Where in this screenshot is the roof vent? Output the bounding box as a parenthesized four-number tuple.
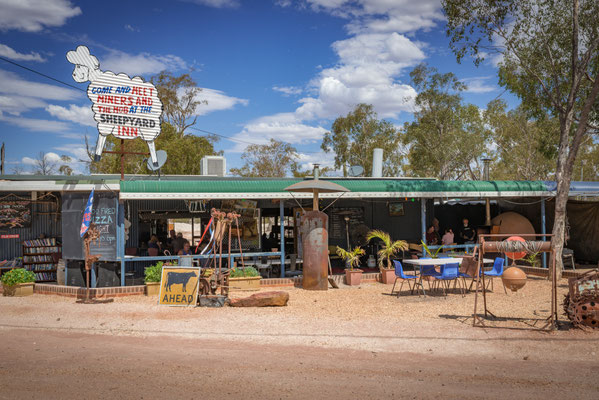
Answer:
(201, 156, 226, 177)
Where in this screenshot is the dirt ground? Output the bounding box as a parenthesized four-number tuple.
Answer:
(1, 277, 598, 399)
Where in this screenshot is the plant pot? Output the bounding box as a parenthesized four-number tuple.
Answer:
(229, 276, 261, 291)
(2, 282, 34, 297)
(380, 268, 396, 284)
(145, 281, 160, 296)
(345, 269, 363, 286)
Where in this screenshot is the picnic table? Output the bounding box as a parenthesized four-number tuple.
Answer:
(402, 257, 494, 296)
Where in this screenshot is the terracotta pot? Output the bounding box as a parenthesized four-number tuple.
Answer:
(145, 281, 160, 296)
(501, 266, 527, 292)
(229, 276, 261, 291)
(345, 269, 363, 286)
(2, 282, 34, 297)
(380, 268, 396, 284)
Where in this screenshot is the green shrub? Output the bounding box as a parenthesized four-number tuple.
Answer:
(229, 267, 260, 278)
(144, 262, 163, 283)
(1, 268, 35, 286)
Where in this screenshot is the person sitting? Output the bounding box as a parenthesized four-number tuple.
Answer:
(178, 240, 192, 256)
(425, 225, 439, 245)
(441, 228, 454, 246)
(148, 235, 162, 251)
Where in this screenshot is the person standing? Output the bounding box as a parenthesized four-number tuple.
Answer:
(459, 218, 476, 244)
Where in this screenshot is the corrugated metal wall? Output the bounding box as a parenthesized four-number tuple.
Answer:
(0, 193, 62, 260)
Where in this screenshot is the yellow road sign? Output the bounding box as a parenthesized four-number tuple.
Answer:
(158, 266, 200, 306)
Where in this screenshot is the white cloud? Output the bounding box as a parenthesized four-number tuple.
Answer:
(22, 152, 61, 166)
(0, 0, 81, 32)
(296, 150, 337, 171)
(0, 95, 46, 115)
(101, 50, 187, 76)
(182, 0, 240, 8)
(46, 104, 95, 126)
(54, 143, 89, 161)
(0, 43, 46, 62)
(194, 88, 248, 115)
(461, 77, 498, 94)
(228, 113, 327, 152)
(294, 32, 423, 120)
(0, 115, 72, 132)
(0, 69, 81, 101)
(124, 24, 139, 32)
(273, 86, 303, 96)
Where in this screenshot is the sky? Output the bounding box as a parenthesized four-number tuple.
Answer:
(0, 0, 514, 175)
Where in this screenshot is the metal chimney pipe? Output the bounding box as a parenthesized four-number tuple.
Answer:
(313, 163, 320, 180)
(372, 148, 383, 177)
(481, 158, 491, 180)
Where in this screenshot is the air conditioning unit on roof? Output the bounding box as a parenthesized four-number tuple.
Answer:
(201, 156, 226, 177)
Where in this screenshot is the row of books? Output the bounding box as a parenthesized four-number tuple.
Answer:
(25, 264, 55, 271)
(0, 258, 22, 269)
(23, 238, 57, 247)
(23, 255, 54, 263)
(24, 246, 60, 254)
(35, 272, 56, 281)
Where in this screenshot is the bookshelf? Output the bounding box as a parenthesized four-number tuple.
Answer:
(22, 238, 61, 282)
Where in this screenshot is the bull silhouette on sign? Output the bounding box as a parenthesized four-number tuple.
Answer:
(165, 272, 197, 292)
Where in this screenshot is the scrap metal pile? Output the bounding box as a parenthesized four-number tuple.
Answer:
(564, 269, 599, 329)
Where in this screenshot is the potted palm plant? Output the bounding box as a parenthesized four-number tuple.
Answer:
(2, 268, 35, 297)
(367, 230, 408, 284)
(337, 246, 365, 286)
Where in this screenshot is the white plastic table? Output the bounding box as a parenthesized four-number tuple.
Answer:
(402, 258, 494, 296)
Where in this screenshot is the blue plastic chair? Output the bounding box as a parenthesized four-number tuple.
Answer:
(483, 257, 506, 294)
(434, 263, 465, 296)
(391, 260, 422, 297)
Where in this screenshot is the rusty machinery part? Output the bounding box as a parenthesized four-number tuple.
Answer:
(83, 225, 101, 271)
(564, 294, 599, 329)
(563, 269, 599, 329)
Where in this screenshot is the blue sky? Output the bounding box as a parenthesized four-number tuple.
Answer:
(0, 0, 514, 175)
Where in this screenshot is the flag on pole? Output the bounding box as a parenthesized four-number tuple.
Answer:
(80, 189, 95, 237)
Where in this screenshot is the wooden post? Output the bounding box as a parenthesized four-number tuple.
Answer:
(313, 189, 319, 211)
(120, 139, 125, 180)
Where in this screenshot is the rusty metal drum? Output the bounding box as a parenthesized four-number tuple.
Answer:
(300, 210, 328, 291)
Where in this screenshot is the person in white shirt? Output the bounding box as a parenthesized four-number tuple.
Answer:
(441, 228, 455, 246)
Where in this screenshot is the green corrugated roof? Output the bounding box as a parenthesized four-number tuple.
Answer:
(120, 179, 549, 194)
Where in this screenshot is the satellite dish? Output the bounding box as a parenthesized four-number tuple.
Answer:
(348, 165, 364, 177)
(147, 150, 167, 171)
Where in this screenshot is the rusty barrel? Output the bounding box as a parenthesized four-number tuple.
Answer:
(300, 210, 328, 290)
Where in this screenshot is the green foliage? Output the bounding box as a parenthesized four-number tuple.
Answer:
(321, 104, 403, 177)
(485, 99, 559, 180)
(144, 262, 163, 283)
(87, 122, 220, 175)
(150, 71, 206, 135)
(1, 268, 35, 286)
(523, 252, 540, 267)
(336, 246, 365, 271)
(229, 267, 260, 278)
(403, 63, 489, 180)
(230, 139, 300, 177)
(366, 230, 408, 271)
(421, 241, 444, 259)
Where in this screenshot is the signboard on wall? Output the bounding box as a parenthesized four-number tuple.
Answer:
(62, 192, 118, 261)
(66, 45, 163, 166)
(0, 199, 31, 229)
(158, 267, 200, 307)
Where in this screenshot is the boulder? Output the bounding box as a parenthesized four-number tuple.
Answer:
(229, 291, 289, 307)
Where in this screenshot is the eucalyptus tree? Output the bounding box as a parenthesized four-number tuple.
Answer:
(403, 63, 489, 180)
(443, 0, 599, 277)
